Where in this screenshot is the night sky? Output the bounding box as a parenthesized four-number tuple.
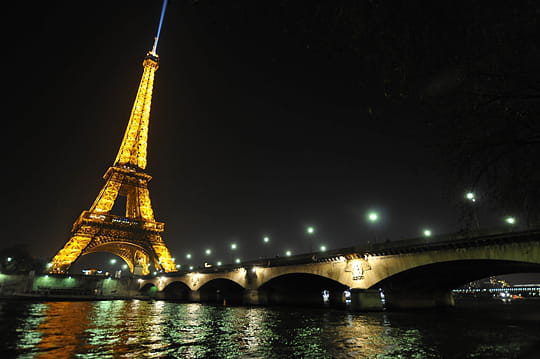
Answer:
(4, 1, 539, 280)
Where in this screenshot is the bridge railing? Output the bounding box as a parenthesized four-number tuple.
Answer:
(356, 226, 540, 256)
(152, 226, 540, 277)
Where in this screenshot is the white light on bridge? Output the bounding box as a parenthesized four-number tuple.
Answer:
(263, 236, 270, 243)
(176, 264, 181, 269)
(423, 229, 432, 237)
(235, 258, 241, 264)
(505, 217, 516, 225)
(186, 253, 192, 259)
(367, 212, 379, 222)
(110, 259, 117, 265)
(122, 264, 128, 270)
(230, 243, 237, 250)
(465, 192, 476, 202)
(217, 261, 222, 266)
(307, 226, 315, 234)
(205, 249, 212, 255)
(320, 245, 327, 251)
(285, 250, 292, 256)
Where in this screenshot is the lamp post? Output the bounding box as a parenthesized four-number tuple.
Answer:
(230, 243, 237, 264)
(307, 226, 315, 252)
(367, 211, 379, 242)
(204, 249, 212, 267)
(465, 191, 480, 229)
(505, 216, 516, 231)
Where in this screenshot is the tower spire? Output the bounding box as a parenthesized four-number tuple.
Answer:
(113, 0, 168, 170)
(151, 0, 168, 56)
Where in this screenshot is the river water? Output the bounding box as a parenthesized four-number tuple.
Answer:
(0, 298, 539, 359)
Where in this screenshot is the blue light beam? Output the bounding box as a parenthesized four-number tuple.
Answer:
(151, 0, 168, 55)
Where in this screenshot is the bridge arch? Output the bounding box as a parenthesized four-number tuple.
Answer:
(139, 282, 157, 297)
(193, 271, 247, 291)
(256, 263, 351, 289)
(163, 281, 191, 301)
(363, 256, 540, 310)
(259, 273, 348, 308)
(199, 278, 245, 305)
(371, 259, 540, 292)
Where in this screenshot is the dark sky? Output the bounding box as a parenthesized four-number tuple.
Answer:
(3, 1, 539, 280)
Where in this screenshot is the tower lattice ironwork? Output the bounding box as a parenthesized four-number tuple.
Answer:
(49, 12, 175, 275)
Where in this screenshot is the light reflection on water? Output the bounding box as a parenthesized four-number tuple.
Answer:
(0, 299, 538, 358)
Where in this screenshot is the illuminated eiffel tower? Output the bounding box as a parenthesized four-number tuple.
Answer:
(49, 1, 175, 275)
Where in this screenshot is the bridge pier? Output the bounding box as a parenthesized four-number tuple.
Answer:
(328, 290, 347, 308)
(243, 289, 268, 305)
(188, 290, 201, 302)
(349, 289, 384, 311)
(384, 290, 455, 310)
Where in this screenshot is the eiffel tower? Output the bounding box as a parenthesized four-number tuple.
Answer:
(49, 1, 175, 275)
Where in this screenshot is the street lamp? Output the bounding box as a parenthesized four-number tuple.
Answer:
(186, 253, 192, 259)
(263, 236, 270, 243)
(367, 211, 380, 242)
(320, 245, 327, 251)
(306, 226, 315, 252)
(423, 229, 432, 237)
(465, 192, 476, 202)
(285, 250, 292, 256)
(229, 243, 238, 263)
(235, 258, 241, 264)
(110, 259, 117, 265)
(367, 212, 379, 222)
(205, 249, 212, 256)
(465, 191, 480, 229)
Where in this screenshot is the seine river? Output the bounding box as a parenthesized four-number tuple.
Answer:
(1, 298, 539, 359)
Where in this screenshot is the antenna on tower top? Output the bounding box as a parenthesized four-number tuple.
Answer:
(151, 0, 169, 56)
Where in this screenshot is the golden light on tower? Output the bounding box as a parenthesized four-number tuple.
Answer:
(49, 0, 175, 275)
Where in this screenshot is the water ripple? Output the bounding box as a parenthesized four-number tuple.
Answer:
(0, 300, 538, 358)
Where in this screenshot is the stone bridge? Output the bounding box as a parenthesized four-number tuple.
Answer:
(139, 228, 540, 310)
